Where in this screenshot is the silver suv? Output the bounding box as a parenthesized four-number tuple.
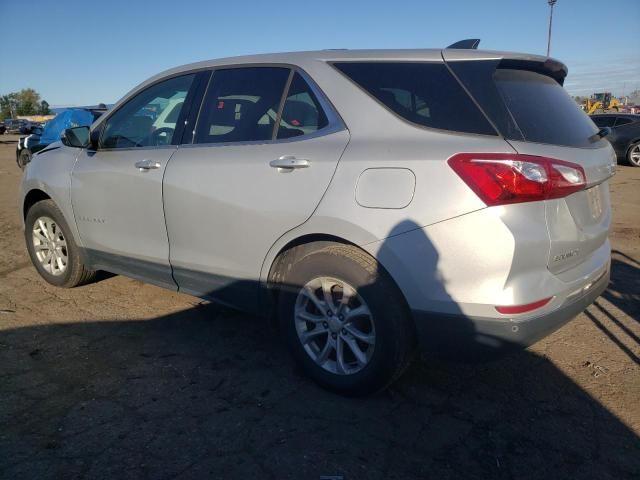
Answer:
(20, 47, 615, 394)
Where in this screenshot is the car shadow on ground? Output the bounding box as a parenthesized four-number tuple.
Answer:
(584, 249, 640, 366)
(2, 304, 639, 480)
(1, 224, 639, 479)
(604, 250, 640, 323)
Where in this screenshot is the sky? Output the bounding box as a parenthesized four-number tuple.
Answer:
(1, 0, 638, 106)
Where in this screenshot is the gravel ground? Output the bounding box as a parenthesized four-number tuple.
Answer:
(0, 134, 638, 479)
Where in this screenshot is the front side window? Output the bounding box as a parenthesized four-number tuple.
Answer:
(194, 67, 290, 144)
(101, 74, 195, 149)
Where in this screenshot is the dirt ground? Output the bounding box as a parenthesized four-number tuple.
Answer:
(0, 134, 638, 480)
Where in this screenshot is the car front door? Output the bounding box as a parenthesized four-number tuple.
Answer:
(71, 73, 199, 288)
(163, 67, 349, 311)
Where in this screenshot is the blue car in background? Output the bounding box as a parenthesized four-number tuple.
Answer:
(16, 106, 107, 169)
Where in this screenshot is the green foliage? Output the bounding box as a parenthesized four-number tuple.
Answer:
(39, 100, 51, 115)
(16, 88, 40, 115)
(0, 89, 49, 119)
(0, 93, 18, 120)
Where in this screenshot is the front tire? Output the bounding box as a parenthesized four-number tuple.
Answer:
(18, 149, 31, 169)
(627, 142, 640, 167)
(25, 200, 96, 288)
(275, 243, 416, 395)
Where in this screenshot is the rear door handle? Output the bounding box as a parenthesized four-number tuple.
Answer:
(270, 156, 310, 170)
(135, 159, 161, 171)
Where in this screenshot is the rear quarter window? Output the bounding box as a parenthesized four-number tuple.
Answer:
(333, 62, 496, 136)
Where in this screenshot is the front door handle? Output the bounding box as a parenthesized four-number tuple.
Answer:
(135, 160, 161, 171)
(270, 156, 310, 170)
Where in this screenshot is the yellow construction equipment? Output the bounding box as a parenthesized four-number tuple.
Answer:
(583, 92, 621, 114)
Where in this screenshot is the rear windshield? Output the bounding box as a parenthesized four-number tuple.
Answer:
(493, 69, 599, 148)
(333, 62, 496, 136)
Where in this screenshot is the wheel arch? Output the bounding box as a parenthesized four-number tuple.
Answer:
(624, 138, 640, 166)
(266, 233, 357, 285)
(626, 138, 640, 155)
(23, 189, 52, 219)
(264, 231, 413, 323)
(261, 218, 380, 287)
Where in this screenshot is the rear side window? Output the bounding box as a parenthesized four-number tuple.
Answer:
(333, 62, 496, 136)
(277, 72, 328, 139)
(194, 67, 290, 144)
(493, 69, 599, 148)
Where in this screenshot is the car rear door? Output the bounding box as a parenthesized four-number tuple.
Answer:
(444, 53, 616, 275)
(163, 66, 349, 311)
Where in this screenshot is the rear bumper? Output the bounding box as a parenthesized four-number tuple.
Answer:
(413, 264, 609, 351)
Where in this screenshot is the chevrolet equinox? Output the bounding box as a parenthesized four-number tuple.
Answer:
(20, 46, 615, 394)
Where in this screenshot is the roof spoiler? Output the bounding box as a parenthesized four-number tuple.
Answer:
(446, 39, 480, 49)
(498, 58, 568, 84)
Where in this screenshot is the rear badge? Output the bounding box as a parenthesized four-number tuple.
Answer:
(553, 249, 580, 262)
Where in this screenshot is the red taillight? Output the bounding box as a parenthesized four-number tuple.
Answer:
(448, 153, 586, 206)
(495, 297, 553, 315)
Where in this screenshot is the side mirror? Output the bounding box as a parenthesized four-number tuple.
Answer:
(61, 126, 90, 148)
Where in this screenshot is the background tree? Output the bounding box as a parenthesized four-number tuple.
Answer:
(38, 100, 50, 115)
(15, 88, 41, 115)
(0, 93, 19, 120)
(0, 89, 50, 119)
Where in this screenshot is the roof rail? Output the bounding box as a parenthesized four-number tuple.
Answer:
(446, 39, 480, 49)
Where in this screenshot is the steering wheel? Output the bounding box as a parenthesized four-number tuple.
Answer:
(149, 127, 175, 146)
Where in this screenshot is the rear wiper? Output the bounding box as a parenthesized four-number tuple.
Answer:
(589, 127, 610, 143)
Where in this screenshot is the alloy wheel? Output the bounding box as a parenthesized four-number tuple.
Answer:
(630, 145, 640, 167)
(294, 277, 375, 375)
(32, 216, 68, 276)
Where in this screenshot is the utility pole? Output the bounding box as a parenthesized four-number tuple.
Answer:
(547, 0, 558, 57)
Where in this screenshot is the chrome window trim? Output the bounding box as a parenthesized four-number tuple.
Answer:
(328, 60, 501, 139)
(188, 63, 346, 147)
(92, 68, 212, 131)
(95, 72, 199, 151)
(92, 144, 178, 153)
(178, 124, 345, 150)
(92, 62, 347, 152)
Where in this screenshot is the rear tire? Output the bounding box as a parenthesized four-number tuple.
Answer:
(627, 142, 640, 167)
(25, 199, 96, 288)
(275, 243, 416, 395)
